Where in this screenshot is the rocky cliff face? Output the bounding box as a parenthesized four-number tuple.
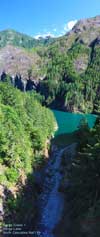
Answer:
(0, 16, 100, 83)
(0, 30, 55, 91)
(0, 16, 100, 112)
(69, 15, 100, 45)
(73, 15, 100, 32)
(0, 45, 40, 78)
(0, 45, 43, 91)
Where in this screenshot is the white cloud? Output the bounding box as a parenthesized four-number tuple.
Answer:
(33, 20, 78, 39)
(33, 32, 55, 39)
(34, 34, 42, 39)
(64, 20, 77, 31)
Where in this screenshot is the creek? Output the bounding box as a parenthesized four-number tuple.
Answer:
(36, 144, 77, 237)
(36, 110, 97, 236)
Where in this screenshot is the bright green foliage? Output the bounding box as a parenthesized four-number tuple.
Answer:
(0, 81, 56, 185)
(5, 168, 19, 183)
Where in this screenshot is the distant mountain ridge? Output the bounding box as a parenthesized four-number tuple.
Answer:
(1, 15, 100, 49)
(0, 29, 55, 48)
(0, 15, 100, 113)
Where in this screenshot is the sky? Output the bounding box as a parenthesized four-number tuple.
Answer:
(0, 0, 100, 38)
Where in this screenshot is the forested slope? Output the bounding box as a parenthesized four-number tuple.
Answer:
(0, 80, 56, 229)
(0, 16, 100, 114)
(58, 117, 100, 236)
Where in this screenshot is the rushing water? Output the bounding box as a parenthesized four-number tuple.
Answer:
(36, 111, 97, 236)
(36, 144, 77, 237)
(37, 149, 64, 237)
(52, 110, 97, 135)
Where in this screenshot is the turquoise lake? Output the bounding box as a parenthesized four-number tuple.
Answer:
(52, 110, 97, 135)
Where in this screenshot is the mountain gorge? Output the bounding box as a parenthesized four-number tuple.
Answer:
(0, 15, 100, 237)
